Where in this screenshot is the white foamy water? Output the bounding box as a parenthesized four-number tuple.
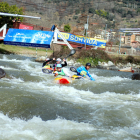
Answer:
(0, 54, 140, 140)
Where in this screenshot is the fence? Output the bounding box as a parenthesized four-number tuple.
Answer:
(105, 45, 140, 56)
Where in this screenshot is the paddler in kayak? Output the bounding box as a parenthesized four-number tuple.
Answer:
(53, 58, 67, 71)
(42, 58, 55, 73)
(77, 63, 95, 81)
(42, 58, 55, 69)
(54, 64, 71, 78)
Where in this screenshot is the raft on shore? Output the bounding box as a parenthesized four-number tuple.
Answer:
(118, 67, 134, 73)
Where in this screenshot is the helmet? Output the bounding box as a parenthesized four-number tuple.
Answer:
(56, 58, 61, 61)
(86, 63, 91, 67)
(56, 64, 62, 68)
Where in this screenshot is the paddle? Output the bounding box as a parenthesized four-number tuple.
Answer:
(70, 66, 77, 73)
(65, 49, 76, 59)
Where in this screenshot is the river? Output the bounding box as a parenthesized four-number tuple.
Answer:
(0, 54, 140, 140)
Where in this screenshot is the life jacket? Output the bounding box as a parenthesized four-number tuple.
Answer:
(57, 69, 65, 76)
(53, 63, 57, 71)
(80, 71, 87, 76)
(43, 64, 51, 69)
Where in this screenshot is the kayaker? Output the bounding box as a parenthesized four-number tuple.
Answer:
(42, 58, 55, 69)
(53, 58, 67, 71)
(54, 64, 71, 78)
(77, 63, 95, 81)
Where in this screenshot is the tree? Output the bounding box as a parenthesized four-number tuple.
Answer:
(89, 8, 95, 14)
(75, 9, 80, 15)
(73, 15, 78, 20)
(0, 2, 24, 28)
(64, 24, 71, 32)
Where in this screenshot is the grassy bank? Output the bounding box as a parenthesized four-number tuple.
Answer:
(0, 44, 53, 57)
(1, 44, 140, 66)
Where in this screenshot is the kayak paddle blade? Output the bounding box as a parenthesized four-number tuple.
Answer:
(70, 67, 77, 73)
(65, 49, 76, 59)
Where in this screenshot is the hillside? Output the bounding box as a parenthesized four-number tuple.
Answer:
(1, 0, 140, 36)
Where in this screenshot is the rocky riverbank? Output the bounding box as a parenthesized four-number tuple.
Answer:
(36, 56, 140, 73)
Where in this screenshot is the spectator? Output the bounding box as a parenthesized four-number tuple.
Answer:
(17, 18, 21, 29)
(51, 24, 57, 31)
(12, 18, 17, 28)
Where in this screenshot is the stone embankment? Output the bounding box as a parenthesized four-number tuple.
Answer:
(36, 56, 140, 73)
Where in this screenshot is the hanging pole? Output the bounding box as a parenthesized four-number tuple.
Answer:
(46, 48, 48, 58)
(36, 47, 38, 57)
(52, 44, 54, 58)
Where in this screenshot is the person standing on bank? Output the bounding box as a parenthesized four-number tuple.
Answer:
(51, 24, 57, 31)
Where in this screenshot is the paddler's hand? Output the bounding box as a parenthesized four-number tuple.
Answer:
(63, 59, 66, 61)
(54, 73, 58, 77)
(53, 58, 55, 60)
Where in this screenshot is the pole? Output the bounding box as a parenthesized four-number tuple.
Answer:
(119, 34, 122, 54)
(104, 24, 107, 40)
(85, 15, 89, 49)
(36, 47, 38, 57)
(46, 49, 48, 58)
(0, 12, 41, 19)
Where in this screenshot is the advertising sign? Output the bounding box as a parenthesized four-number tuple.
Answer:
(4, 29, 54, 48)
(58, 32, 106, 48)
(19, 24, 33, 30)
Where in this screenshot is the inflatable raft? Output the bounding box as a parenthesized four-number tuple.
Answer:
(118, 67, 134, 73)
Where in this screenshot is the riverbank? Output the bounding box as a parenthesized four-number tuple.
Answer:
(0, 44, 53, 57)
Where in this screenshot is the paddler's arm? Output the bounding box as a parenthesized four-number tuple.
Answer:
(63, 68, 71, 78)
(42, 59, 53, 67)
(62, 59, 67, 67)
(54, 71, 58, 77)
(87, 71, 95, 81)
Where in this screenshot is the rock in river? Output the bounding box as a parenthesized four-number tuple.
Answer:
(0, 68, 6, 79)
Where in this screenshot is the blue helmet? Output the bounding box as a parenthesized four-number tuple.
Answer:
(56, 64, 62, 68)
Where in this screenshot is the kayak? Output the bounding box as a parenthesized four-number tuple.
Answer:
(42, 68, 53, 74)
(54, 77, 71, 84)
(54, 75, 83, 84)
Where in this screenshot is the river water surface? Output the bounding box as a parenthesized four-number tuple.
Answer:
(0, 54, 140, 140)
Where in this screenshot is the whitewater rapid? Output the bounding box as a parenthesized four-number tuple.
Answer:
(0, 54, 140, 140)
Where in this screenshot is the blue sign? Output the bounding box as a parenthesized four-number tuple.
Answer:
(58, 32, 107, 48)
(4, 29, 54, 48)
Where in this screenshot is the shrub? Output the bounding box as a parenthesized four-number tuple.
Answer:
(64, 24, 71, 32)
(125, 56, 135, 63)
